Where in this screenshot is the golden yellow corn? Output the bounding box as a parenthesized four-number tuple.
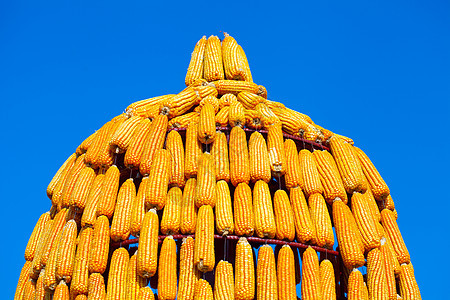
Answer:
(30, 219, 53, 279)
(273, 190, 295, 241)
(193, 85, 219, 103)
(97, 164, 120, 218)
(184, 121, 203, 179)
(109, 115, 143, 153)
(377, 224, 401, 275)
(60, 154, 86, 209)
(256, 245, 278, 300)
(229, 126, 250, 186)
(168, 111, 200, 129)
(55, 219, 77, 283)
(299, 149, 324, 198)
(69, 166, 97, 210)
(180, 178, 197, 234)
(320, 259, 336, 300)
(145, 149, 172, 210)
(14, 261, 32, 300)
(87, 273, 106, 300)
(43, 229, 62, 290)
(267, 123, 285, 175)
(178, 237, 199, 300)
(384, 194, 396, 211)
(211, 131, 230, 182)
(194, 93, 221, 113)
(194, 205, 215, 272)
(84, 121, 111, 168)
(351, 192, 381, 251)
(308, 193, 334, 248)
(39, 208, 68, 271)
(215, 106, 230, 127)
(74, 295, 88, 300)
(215, 260, 235, 300)
(381, 209, 410, 264)
(249, 131, 271, 183)
(284, 139, 302, 189)
(271, 107, 319, 141)
(219, 93, 238, 108)
(139, 287, 155, 300)
(158, 236, 178, 300)
(34, 269, 47, 300)
(301, 246, 322, 300)
(111, 178, 136, 242)
(165, 130, 186, 188)
(130, 177, 148, 237)
(25, 212, 51, 262)
(76, 132, 97, 156)
(228, 99, 246, 127)
(290, 187, 315, 243)
(50, 155, 78, 208)
(124, 118, 152, 169)
(160, 89, 197, 118)
(161, 187, 182, 235)
(367, 247, 389, 300)
(106, 247, 129, 300)
(276, 244, 296, 300)
(332, 199, 365, 269)
(197, 103, 216, 144)
(255, 103, 279, 128)
(235, 237, 255, 300)
(203, 35, 224, 81)
(380, 238, 397, 300)
(81, 173, 105, 228)
(195, 153, 216, 207)
(126, 252, 148, 300)
(253, 180, 276, 238)
(215, 180, 234, 236)
(237, 44, 253, 82)
(47, 153, 77, 200)
(234, 182, 254, 236)
(359, 175, 381, 222)
(98, 115, 127, 168)
(194, 279, 214, 300)
(139, 114, 168, 176)
(237, 92, 266, 109)
(88, 216, 110, 274)
(399, 263, 421, 300)
(347, 269, 369, 300)
(185, 36, 207, 86)
(244, 109, 263, 130)
(126, 94, 175, 119)
(222, 33, 251, 81)
(137, 209, 159, 278)
(71, 227, 93, 296)
(53, 280, 69, 299)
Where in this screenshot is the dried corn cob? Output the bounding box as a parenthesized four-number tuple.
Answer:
(60, 154, 86, 209)
(271, 107, 319, 141)
(308, 193, 334, 248)
(168, 111, 199, 129)
(362, 180, 381, 222)
(195, 153, 216, 207)
(139, 114, 168, 176)
(84, 121, 112, 168)
(111, 178, 135, 242)
(332, 199, 365, 269)
(253, 180, 277, 239)
(184, 121, 203, 178)
(237, 92, 266, 109)
(127, 95, 175, 119)
(126, 252, 148, 300)
(351, 192, 381, 251)
(71, 227, 93, 296)
(235, 237, 255, 300)
(39, 208, 68, 271)
(301, 246, 322, 300)
(178, 237, 199, 300)
(380, 238, 397, 300)
(81, 173, 105, 228)
(158, 236, 178, 300)
(14, 261, 32, 300)
(69, 166, 96, 210)
(367, 247, 389, 300)
(320, 259, 336, 300)
(238, 44, 253, 82)
(347, 269, 369, 300)
(55, 219, 77, 283)
(53, 280, 69, 299)
(110, 115, 143, 153)
(214, 260, 235, 300)
(30, 219, 53, 279)
(88, 216, 110, 274)
(211, 79, 260, 95)
(274, 190, 295, 241)
(97, 165, 120, 219)
(244, 109, 263, 130)
(77, 132, 97, 156)
(180, 178, 197, 234)
(284, 139, 302, 189)
(160, 89, 197, 118)
(256, 245, 278, 300)
(198, 103, 216, 144)
(145, 149, 172, 210)
(222, 33, 248, 81)
(381, 209, 410, 264)
(87, 273, 106, 300)
(234, 182, 254, 236)
(299, 149, 324, 197)
(34, 269, 47, 300)
(193, 85, 219, 103)
(74, 295, 88, 300)
(139, 287, 155, 300)
(229, 126, 250, 186)
(384, 194, 396, 211)
(165, 130, 185, 188)
(267, 123, 285, 175)
(219, 93, 237, 108)
(51, 154, 78, 208)
(22, 278, 36, 300)
(130, 177, 148, 237)
(194, 205, 215, 272)
(43, 229, 62, 290)
(161, 187, 182, 235)
(290, 187, 315, 243)
(399, 263, 421, 300)
(124, 118, 152, 168)
(137, 209, 159, 278)
(194, 279, 214, 300)
(203, 35, 224, 81)
(106, 247, 129, 300)
(215, 180, 234, 235)
(255, 102, 280, 127)
(215, 106, 230, 127)
(185, 36, 207, 86)
(97, 115, 126, 168)
(329, 136, 367, 194)
(249, 131, 271, 183)
(228, 99, 246, 127)
(377, 224, 402, 275)
(47, 153, 77, 200)
(277, 244, 296, 300)
(25, 212, 51, 262)
(211, 131, 230, 182)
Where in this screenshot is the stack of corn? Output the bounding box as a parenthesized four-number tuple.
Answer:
(15, 33, 421, 300)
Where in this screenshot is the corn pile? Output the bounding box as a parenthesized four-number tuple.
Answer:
(15, 33, 421, 300)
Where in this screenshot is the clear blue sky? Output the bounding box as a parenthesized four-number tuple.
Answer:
(2, 1, 448, 298)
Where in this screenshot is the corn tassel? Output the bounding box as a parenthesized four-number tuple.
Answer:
(178, 237, 199, 300)
(161, 187, 182, 235)
(234, 182, 254, 236)
(211, 131, 230, 182)
(235, 237, 255, 300)
(71, 227, 93, 296)
(367, 247, 389, 300)
(195, 153, 216, 207)
(253, 180, 277, 239)
(47, 153, 77, 200)
(301, 246, 322, 300)
(320, 259, 336, 300)
(267, 123, 285, 175)
(274, 190, 295, 241)
(184, 121, 203, 178)
(88, 216, 110, 274)
(214, 260, 235, 300)
(194, 279, 214, 300)
(25, 212, 51, 262)
(106, 247, 129, 300)
(290, 187, 315, 243)
(55, 219, 77, 283)
(228, 99, 246, 127)
(381, 209, 410, 264)
(351, 192, 381, 251)
(194, 205, 215, 272)
(256, 245, 278, 300)
(69, 166, 97, 210)
(145, 149, 172, 210)
(180, 178, 197, 234)
(347, 269, 369, 300)
(124, 118, 152, 168)
(165, 130, 186, 188)
(215, 180, 234, 235)
(97, 165, 120, 219)
(111, 178, 136, 242)
(229, 126, 250, 186)
(137, 209, 159, 278)
(81, 173, 105, 228)
(185, 36, 207, 86)
(139, 114, 168, 176)
(308, 193, 334, 248)
(130, 177, 148, 237)
(277, 244, 297, 300)
(249, 131, 271, 183)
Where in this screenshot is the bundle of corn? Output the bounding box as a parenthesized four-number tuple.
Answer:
(16, 33, 421, 300)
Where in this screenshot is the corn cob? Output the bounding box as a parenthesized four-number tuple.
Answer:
(126, 95, 175, 119)
(14, 261, 32, 300)
(314, 125, 334, 143)
(185, 36, 207, 86)
(351, 192, 381, 251)
(97, 165, 120, 218)
(74, 295, 88, 300)
(215, 106, 230, 127)
(195, 95, 220, 114)
(329, 136, 367, 194)
(97, 115, 127, 168)
(290, 187, 315, 243)
(111, 178, 135, 241)
(380, 238, 397, 300)
(84, 121, 112, 168)
(308, 193, 334, 248)
(273, 190, 295, 241)
(158, 236, 178, 300)
(377, 224, 402, 275)
(255, 102, 279, 128)
(126, 252, 148, 300)
(270, 106, 318, 137)
(165, 130, 185, 188)
(284, 139, 302, 189)
(178, 237, 199, 300)
(193, 85, 219, 103)
(235, 237, 255, 300)
(43, 229, 62, 290)
(244, 109, 263, 130)
(215, 180, 234, 235)
(361, 176, 381, 222)
(145, 149, 172, 210)
(180, 178, 197, 234)
(194, 279, 214, 300)
(267, 123, 285, 175)
(203, 35, 225, 81)
(381, 209, 410, 264)
(367, 247, 389, 300)
(228, 99, 246, 127)
(219, 93, 238, 108)
(249, 131, 271, 183)
(137, 209, 159, 278)
(197, 103, 216, 144)
(39, 208, 68, 271)
(124, 118, 152, 168)
(312, 149, 348, 204)
(53, 280, 69, 299)
(81, 173, 105, 228)
(34, 269, 46, 300)
(195, 153, 216, 207)
(87, 273, 106, 300)
(237, 92, 266, 109)
(332, 199, 365, 269)
(55, 219, 77, 283)
(211, 131, 230, 182)
(109, 115, 143, 153)
(50, 154, 78, 208)
(299, 149, 324, 197)
(320, 259, 336, 300)
(106, 247, 129, 300)
(88, 216, 110, 274)
(77, 132, 97, 156)
(253, 180, 277, 238)
(265, 99, 286, 110)
(184, 121, 203, 178)
(161, 187, 182, 235)
(25, 212, 51, 262)
(229, 126, 250, 186)
(71, 227, 93, 296)
(130, 177, 148, 237)
(214, 260, 235, 300)
(384, 194, 396, 211)
(222, 33, 251, 81)
(168, 111, 199, 129)
(234, 182, 254, 236)
(347, 269, 369, 300)
(277, 244, 296, 300)
(256, 245, 278, 300)
(23, 278, 37, 300)
(399, 263, 421, 300)
(139, 287, 155, 300)
(353, 146, 390, 201)
(194, 205, 215, 272)
(30, 219, 53, 279)
(301, 246, 322, 300)
(47, 153, 77, 200)
(69, 166, 97, 210)
(238, 44, 253, 80)
(139, 114, 168, 176)
(160, 89, 197, 118)
(60, 154, 86, 209)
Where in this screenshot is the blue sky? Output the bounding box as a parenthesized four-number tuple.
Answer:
(1, 0, 449, 298)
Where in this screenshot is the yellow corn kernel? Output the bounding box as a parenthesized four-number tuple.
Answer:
(145, 149, 172, 210)
(81, 173, 105, 228)
(71, 227, 93, 295)
(290, 187, 315, 243)
(139, 287, 155, 300)
(274, 190, 295, 241)
(215, 180, 234, 236)
(377, 224, 401, 275)
(69, 166, 97, 210)
(178, 237, 199, 300)
(137, 209, 159, 278)
(301, 246, 322, 300)
(194, 205, 215, 272)
(97, 165, 120, 219)
(184, 121, 203, 179)
(253, 180, 276, 239)
(25, 212, 51, 262)
(219, 93, 238, 108)
(215, 260, 235, 300)
(249, 131, 271, 183)
(47, 153, 77, 200)
(110, 115, 143, 153)
(165, 130, 186, 188)
(299, 149, 323, 198)
(55, 220, 77, 283)
(126, 94, 175, 119)
(234, 183, 254, 236)
(210, 79, 259, 96)
(185, 36, 207, 86)
(381, 209, 410, 265)
(366, 247, 389, 300)
(139, 114, 168, 176)
(229, 126, 250, 186)
(158, 236, 178, 300)
(267, 123, 285, 175)
(308, 193, 334, 248)
(255, 103, 280, 128)
(124, 118, 152, 169)
(195, 153, 216, 207)
(347, 269, 369, 300)
(106, 247, 129, 300)
(351, 192, 381, 251)
(87, 273, 106, 300)
(244, 109, 263, 130)
(161, 187, 182, 235)
(39, 208, 68, 271)
(256, 245, 278, 300)
(60, 154, 86, 209)
(399, 263, 421, 300)
(211, 131, 230, 182)
(88, 216, 110, 274)
(159, 89, 197, 118)
(194, 94, 220, 113)
(237, 92, 266, 109)
(222, 33, 251, 81)
(284, 139, 302, 189)
(194, 279, 214, 300)
(14, 261, 32, 300)
(277, 244, 297, 300)
(197, 103, 216, 144)
(180, 178, 198, 234)
(76, 132, 97, 156)
(228, 99, 246, 127)
(235, 237, 255, 300)
(111, 178, 136, 242)
(215, 106, 230, 127)
(130, 177, 148, 237)
(204, 35, 224, 81)
(320, 259, 336, 300)
(193, 85, 219, 104)
(126, 252, 148, 300)
(168, 111, 199, 129)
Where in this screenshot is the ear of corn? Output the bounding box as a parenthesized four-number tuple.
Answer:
(69, 166, 97, 210)
(40, 208, 68, 271)
(87, 273, 106, 300)
(249, 131, 271, 183)
(126, 252, 148, 300)
(88, 216, 110, 274)
(194, 279, 214, 300)
(244, 109, 263, 130)
(366, 247, 389, 300)
(43, 228, 63, 290)
(130, 177, 148, 237)
(185, 36, 207, 86)
(347, 269, 369, 300)
(255, 103, 280, 127)
(34, 269, 46, 300)
(399, 263, 421, 300)
(301, 246, 322, 300)
(215, 180, 234, 236)
(194, 205, 215, 272)
(274, 190, 295, 241)
(351, 192, 381, 251)
(106, 247, 129, 300)
(380, 238, 397, 300)
(211, 131, 230, 182)
(124, 118, 152, 168)
(145, 149, 172, 210)
(277, 244, 297, 300)
(139, 114, 169, 176)
(168, 111, 200, 129)
(237, 92, 266, 109)
(214, 260, 235, 300)
(229, 126, 250, 186)
(139, 286, 155, 300)
(290, 187, 316, 243)
(381, 209, 410, 265)
(55, 220, 78, 283)
(97, 115, 126, 168)
(228, 99, 246, 127)
(97, 165, 120, 219)
(158, 236, 178, 300)
(159, 89, 197, 118)
(50, 154, 78, 208)
(222, 33, 251, 81)
(299, 149, 324, 198)
(215, 106, 230, 127)
(81, 173, 105, 228)
(47, 153, 77, 200)
(198, 103, 216, 144)
(253, 180, 277, 239)
(77, 132, 97, 156)
(377, 224, 402, 275)
(161, 187, 182, 235)
(111, 178, 136, 242)
(180, 178, 198, 234)
(61, 154, 86, 209)
(137, 209, 159, 278)
(267, 123, 285, 175)
(53, 280, 69, 299)
(109, 115, 143, 153)
(25, 212, 51, 262)
(284, 139, 302, 189)
(14, 261, 32, 300)
(320, 259, 336, 300)
(84, 121, 112, 168)
(166, 130, 186, 188)
(185, 121, 203, 179)
(193, 85, 219, 103)
(195, 153, 216, 207)
(203, 35, 224, 81)
(308, 193, 334, 248)
(30, 219, 53, 279)
(126, 94, 174, 119)
(234, 182, 255, 236)
(235, 237, 255, 300)
(256, 245, 278, 300)
(71, 227, 93, 296)
(271, 107, 319, 141)
(178, 237, 200, 300)
(361, 176, 382, 222)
